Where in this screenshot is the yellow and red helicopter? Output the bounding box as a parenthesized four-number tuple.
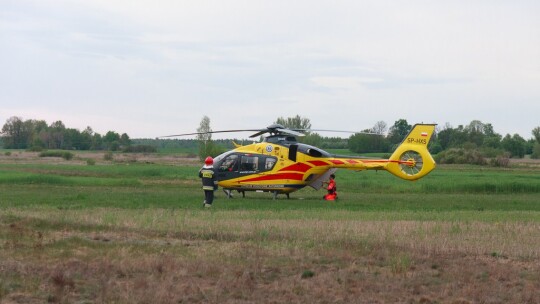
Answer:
(167, 123, 436, 199)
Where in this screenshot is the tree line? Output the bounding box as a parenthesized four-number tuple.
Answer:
(194, 115, 540, 163)
(348, 119, 538, 155)
(1, 116, 131, 151)
(2, 115, 540, 163)
(271, 116, 540, 162)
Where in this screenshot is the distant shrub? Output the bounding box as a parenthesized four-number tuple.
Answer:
(4, 151, 11, 156)
(86, 159, 96, 166)
(103, 152, 114, 161)
(62, 152, 74, 160)
(122, 145, 157, 153)
(435, 148, 486, 165)
(39, 151, 62, 158)
(198, 142, 225, 162)
(38, 151, 74, 160)
(480, 147, 506, 158)
(27, 146, 44, 152)
(489, 153, 510, 167)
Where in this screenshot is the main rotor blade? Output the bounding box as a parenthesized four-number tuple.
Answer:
(276, 128, 305, 137)
(160, 127, 379, 138)
(249, 130, 269, 138)
(160, 129, 263, 138)
(248, 128, 306, 138)
(296, 129, 382, 135)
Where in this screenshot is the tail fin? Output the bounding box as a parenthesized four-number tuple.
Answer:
(385, 124, 436, 181)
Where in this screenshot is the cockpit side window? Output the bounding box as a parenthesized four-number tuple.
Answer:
(218, 154, 239, 172)
(264, 157, 277, 170)
(306, 148, 323, 157)
(297, 144, 331, 158)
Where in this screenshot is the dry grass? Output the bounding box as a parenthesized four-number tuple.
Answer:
(2, 152, 539, 303)
(0, 151, 200, 166)
(1, 208, 539, 303)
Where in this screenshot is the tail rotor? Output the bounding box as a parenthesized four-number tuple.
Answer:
(398, 150, 424, 176)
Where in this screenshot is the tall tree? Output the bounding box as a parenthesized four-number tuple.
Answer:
(197, 115, 216, 160)
(531, 126, 540, 159)
(275, 115, 312, 131)
(349, 121, 390, 153)
(31, 120, 48, 148)
(465, 120, 485, 147)
(1, 116, 31, 149)
(120, 133, 131, 146)
(482, 123, 502, 148)
(49, 120, 66, 149)
(501, 134, 527, 158)
(79, 127, 93, 150)
(372, 121, 388, 135)
(275, 115, 316, 144)
(104, 131, 121, 151)
(532, 126, 540, 144)
(349, 131, 386, 153)
(387, 119, 411, 146)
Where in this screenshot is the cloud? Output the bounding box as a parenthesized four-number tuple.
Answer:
(311, 76, 385, 89)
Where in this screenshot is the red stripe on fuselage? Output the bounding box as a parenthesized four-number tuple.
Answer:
(278, 162, 312, 173)
(308, 160, 329, 167)
(329, 159, 345, 165)
(240, 173, 304, 183)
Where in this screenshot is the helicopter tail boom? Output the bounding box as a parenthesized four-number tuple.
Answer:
(383, 124, 436, 181)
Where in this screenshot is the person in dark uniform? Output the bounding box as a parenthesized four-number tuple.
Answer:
(199, 156, 217, 207)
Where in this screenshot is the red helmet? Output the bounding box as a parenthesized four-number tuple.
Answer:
(204, 156, 214, 165)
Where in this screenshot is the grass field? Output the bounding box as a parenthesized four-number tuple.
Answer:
(1, 151, 539, 303)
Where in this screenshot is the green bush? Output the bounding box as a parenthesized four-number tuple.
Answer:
(489, 153, 510, 167)
(103, 152, 114, 161)
(27, 146, 44, 152)
(435, 148, 486, 165)
(198, 141, 226, 161)
(122, 145, 157, 153)
(38, 151, 74, 161)
(480, 147, 506, 158)
(62, 152, 74, 160)
(301, 270, 315, 279)
(39, 151, 62, 158)
(4, 151, 11, 156)
(86, 159, 96, 166)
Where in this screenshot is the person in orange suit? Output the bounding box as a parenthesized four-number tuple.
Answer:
(323, 174, 337, 201)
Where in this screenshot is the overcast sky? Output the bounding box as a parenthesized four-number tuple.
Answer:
(1, 0, 539, 139)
